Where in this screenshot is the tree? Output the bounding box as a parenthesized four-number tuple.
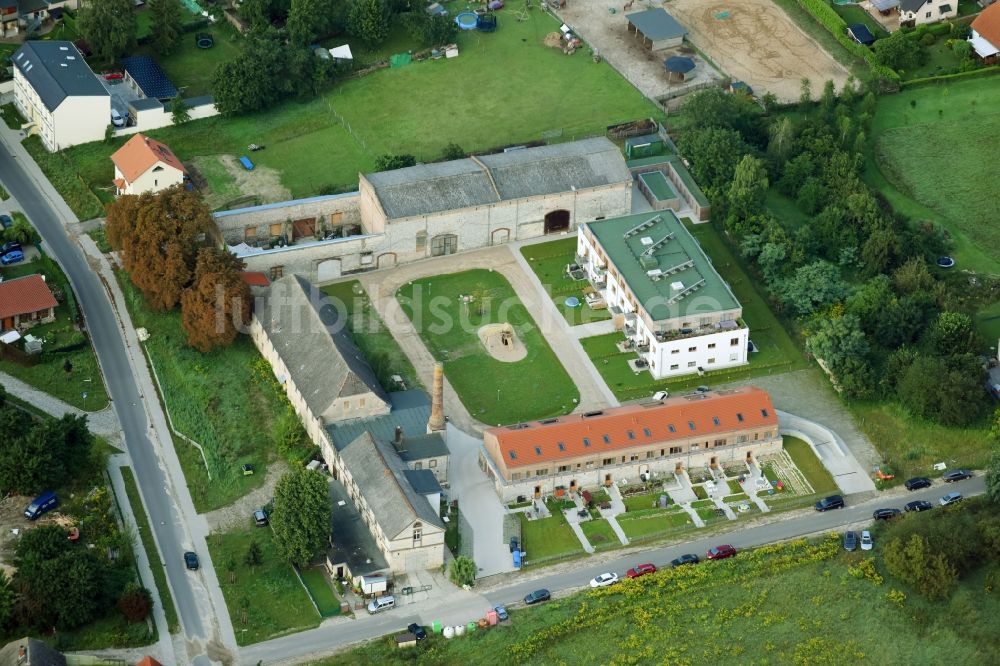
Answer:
(726, 155, 768, 226)
(778, 261, 847, 316)
(287, 0, 338, 45)
(213, 32, 318, 115)
(986, 445, 1000, 505)
(676, 127, 749, 195)
(5, 215, 34, 246)
(117, 583, 153, 622)
(171, 95, 191, 125)
(883, 534, 957, 600)
(448, 555, 477, 587)
(681, 87, 766, 147)
(441, 142, 465, 160)
(405, 10, 457, 47)
(807, 314, 869, 370)
(898, 354, 987, 426)
(373, 154, 417, 171)
(757, 241, 789, 285)
(0, 412, 92, 495)
(77, 0, 137, 63)
(180, 247, 251, 352)
(245, 539, 263, 571)
(149, 0, 184, 55)
(925, 311, 978, 357)
(271, 469, 331, 566)
(105, 187, 214, 311)
(874, 30, 924, 71)
(348, 0, 391, 45)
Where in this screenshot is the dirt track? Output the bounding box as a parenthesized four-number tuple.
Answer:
(667, 0, 850, 101)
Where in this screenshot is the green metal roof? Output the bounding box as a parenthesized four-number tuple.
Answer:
(584, 211, 740, 321)
(625, 155, 709, 208)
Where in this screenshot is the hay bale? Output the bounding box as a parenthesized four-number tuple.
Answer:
(543, 32, 563, 48)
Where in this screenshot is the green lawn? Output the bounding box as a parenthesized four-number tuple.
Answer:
(321, 280, 419, 391)
(519, 239, 613, 326)
(118, 274, 299, 512)
(517, 510, 581, 563)
(783, 436, 838, 495)
(46, 9, 659, 218)
(902, 38, 973, 81)
(396, 269, 578, 425)
(869, 76, 1000, 273)
(299, 567, 341, 617)
(1, 102, 23, 130)
(579, 519, 620, 550)
(121, 467, 180, 633)
(136, 23, 244, 97)
(23, 135, 107, 221)
(617, 508, 692, 541)
(977, 300, 1000, 344)
(207, 525, 321, 645)
(830, 2, 888, 38)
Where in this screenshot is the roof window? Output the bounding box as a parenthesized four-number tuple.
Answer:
(509, 451, 517, 460)
(668, 424, 676, 433)
(602, 435, 610, 443)
(688, 421, 696, 431)
(583, 437, 591, 447)
(643, 428, 652, 437)
(557, 442, 565, 451)
(737, 413, 744, 422)
(712, 417, 720, 426)
(761, 408, 769, 418)
(534, 446, 542, 456)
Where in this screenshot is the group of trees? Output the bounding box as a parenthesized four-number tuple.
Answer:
(677, 83, 989, 426)
(105, 187, 251, 352)
(78, 0, 185, 63)
(271, 468, 331, 566)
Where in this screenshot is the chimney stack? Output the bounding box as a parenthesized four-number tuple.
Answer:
(393, 425, 404, 452)
(427, 362, 446, 432)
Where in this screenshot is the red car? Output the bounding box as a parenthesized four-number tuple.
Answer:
(706, 544, 737, 560)
(626, 563, 657, 578)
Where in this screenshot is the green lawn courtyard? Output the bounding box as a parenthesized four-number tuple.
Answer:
(519, 238, 613, 326)
(517, 507, 580, 564)
(396, 269, 579, 425)
(782, 436, 838, 495)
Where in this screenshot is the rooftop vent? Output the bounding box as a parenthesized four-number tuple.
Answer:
(539, 418, 559, 425)
(647, 268, 664, 280)
(642, 233, 674, 256)
(623, 215, 660, 239)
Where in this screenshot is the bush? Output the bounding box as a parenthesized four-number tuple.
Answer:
(919, 32, 936, 46)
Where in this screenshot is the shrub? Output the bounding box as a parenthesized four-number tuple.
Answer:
(117, 583, 153, 622)
(919, 32, 936, 46)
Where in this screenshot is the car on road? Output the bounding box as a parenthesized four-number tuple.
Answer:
(652, 390, 668, 401)
(524, 589, 551, 605)
(626, 563, 657, 578)
(1, 241, 21, 254)
(873, 508, 902, 521)
(110, 108, 125, 127)
(942, 470, 972, 483)
(814, 495, 845, 512)
(706, 544, 737, 560)
(904, 477, 932, 491)
(184, 551, 199, 570)
(590, 572, 619, 588)
(494, 604, 508, 621)
(843, 531, 857, 552)
(0, 214, 11, 229)
(940, 492, 963, 506)
(860, 531, 873, 551)
(407, 623, 427, 641)
(671, 553, 700, 568)
(1, 250, 24, 265)
(905, 500, 933, 513)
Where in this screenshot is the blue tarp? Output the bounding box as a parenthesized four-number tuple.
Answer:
(239, 156, 255, 171)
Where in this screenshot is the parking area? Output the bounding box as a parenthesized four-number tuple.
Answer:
(96, 74, 142, 125)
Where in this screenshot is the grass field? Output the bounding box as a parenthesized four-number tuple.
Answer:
(121, 467, 180, 633)
(317, 535, 1000, 665)
(207, 525, 321, 645)
(321, 280, 419, 391)
(579, 518, 620, 550)
(782, 436, 838, 495)
(617, 508, 692, 541)
(298, 567, 341, 617)
(136, 23, 244, 98)
(870, 76, 1000, 273)
(830, 2, 888, 39)
(24, 136, 107, 221)
(118, 274, 298, 512)
(396, 269, 578, 425)
(519, 239, 613, 326)
(46, 9, 659, 218)
(517, 506, 581, 563)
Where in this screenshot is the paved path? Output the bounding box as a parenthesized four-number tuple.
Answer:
(0, 370, 121, 440)
(602, 485, 630, 545)
(569, 318, 616, 339)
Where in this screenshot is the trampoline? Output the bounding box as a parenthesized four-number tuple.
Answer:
(455, 12, 478, 29)
(936, 256, 955, 268)
(196, 33, 214, 49)
(564, 296, 581, 308)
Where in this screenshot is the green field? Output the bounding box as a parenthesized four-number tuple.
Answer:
(782, 436, 838, 495)
(321, 280, 419, 391)
(579, 518, 620, 550)
(396, 269, 579, 425)
(207, 525, 321, 645)
(136, 23, 244, 98)
(298, 567, 341, 617)
(519, 239, 613, 326)
(317, 535, 1000, 665)
(45, 9, 659, 218)
(870, 76, 1000, 273)
(517, 500, 581, 563)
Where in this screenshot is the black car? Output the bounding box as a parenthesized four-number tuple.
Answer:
(843, 530, 857, 552)
(0, 241, 21, 254)
(524, 589, 551, 605)
(407, 623, 427, 641)
(943, 470, 972, 483)
(814, 495, 845, 512)
(904, 477, 931, 491)
(905, 500, 933, 513)
(509, 537, 520, 553)
(0, 214, 12, 229)
(183, 551, 199, 570)
(670, 553, 700, 568)
(873, 508, 902, 521)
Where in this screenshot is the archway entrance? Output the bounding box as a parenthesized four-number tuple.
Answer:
(544, 209, 570, 234)
(491, 228, 510, 245)
(316, 258, 341, 282)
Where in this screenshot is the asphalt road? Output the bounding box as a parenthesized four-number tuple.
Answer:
(0, 146, 212, 660)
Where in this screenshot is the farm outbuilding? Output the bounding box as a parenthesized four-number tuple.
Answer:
(847, 23, 876, 46)
(664, 55, 695, 82)
(626, 8, 687, 51)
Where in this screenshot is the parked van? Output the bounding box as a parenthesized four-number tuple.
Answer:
(24, 491, 58, 520)
(367, 595, 396, 614)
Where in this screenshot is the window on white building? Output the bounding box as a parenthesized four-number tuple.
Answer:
(688, 346, 697, 353)
(707, 358, 715, 364)
(730, 337, 740, 346)
(670, 364, 679, 370)
(687, 361, 696, 368)
(429, 459, 437, 468)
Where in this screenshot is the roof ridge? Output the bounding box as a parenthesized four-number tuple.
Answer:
(369, 434, 422, 523)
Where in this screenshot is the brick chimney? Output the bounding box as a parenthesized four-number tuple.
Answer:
(392, 425, 405, 452)
(427, 362, 446, 432)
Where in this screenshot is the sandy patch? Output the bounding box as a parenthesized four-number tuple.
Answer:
(478, 323, 527, 362)
(189, 154, 292, 210)
(667, 0, 850, 102)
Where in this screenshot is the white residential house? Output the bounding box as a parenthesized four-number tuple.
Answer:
(110, 133, 187, 196)
(969, 2, 1000, 62)
(12, 40, 110, 151)
(899, 0, 957, 27)
(577, 210, 748, 380)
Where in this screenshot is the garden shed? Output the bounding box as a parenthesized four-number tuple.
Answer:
(664, 55, 695, 82)
(626, 8, 687, 51)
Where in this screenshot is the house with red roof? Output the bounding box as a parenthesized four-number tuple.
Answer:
(481, 386, 781, 501)
(110, 133, 187, 196)
(970, 2, 1000, 62)
(0, 274, 58, 332)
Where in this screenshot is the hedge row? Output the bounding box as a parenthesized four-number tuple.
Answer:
(900, 64, 1000, 88)
(795, 0, 900, 83)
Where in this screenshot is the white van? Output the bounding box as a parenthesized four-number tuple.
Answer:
(367, 595, 395, 614)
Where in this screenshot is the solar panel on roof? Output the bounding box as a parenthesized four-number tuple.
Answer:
(120, 56, 178, 100)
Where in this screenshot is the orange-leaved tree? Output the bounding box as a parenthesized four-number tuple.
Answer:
(181, 247, 251, 352)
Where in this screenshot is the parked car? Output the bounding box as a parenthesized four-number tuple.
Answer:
(0, 214, 12, 229)
(904, 477, 931, 491)
(253, 508, 269, 527)
(706, 544, 737, 560)
(652, 390, 668, 401)
(942, 470, 972, 483)
(626, 563, 657, 578)
(0, 241, 21, 254)
(873, 508, 902, 521)
(939, 492, 963, 506)
(184, 551, 199, 570)
(509, 537, 519, 553)
(494, 604, 508, 621)
(23, 490, 58, 520)
(590, 572, 619, 588)
(524, 589, 551, 605)
(670, 553, 700, 568)
(860, 531, 873, 551)
(110, 108, 125, 127)
(905, 500, 933, 513)
(1, 250, 24, 265)
(843, 530, 857, 552)
(407, 623, 427, 641)
(814, 495, 845, 512)
(367, 595, 395, 614)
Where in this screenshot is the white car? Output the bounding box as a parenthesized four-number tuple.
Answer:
(860, 530, 873, 551)
(590, 572, 619, 588)
(110, 108, 125, 127)
(652, 390, 669, 401)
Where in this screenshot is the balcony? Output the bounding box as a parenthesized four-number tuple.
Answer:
(651, 319, 747, 344)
